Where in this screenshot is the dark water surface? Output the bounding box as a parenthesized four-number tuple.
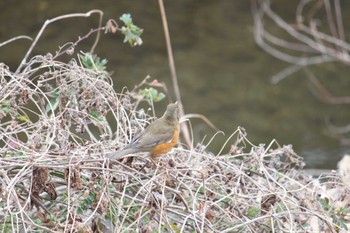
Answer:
(1, 1, 350, 168)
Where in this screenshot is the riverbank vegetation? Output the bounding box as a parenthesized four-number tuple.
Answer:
(1, 7, 349, 232)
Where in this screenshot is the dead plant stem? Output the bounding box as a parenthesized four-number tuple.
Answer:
(158, 0, 192, 148)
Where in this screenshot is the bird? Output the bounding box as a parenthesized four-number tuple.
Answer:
(107, 103, 179, 160)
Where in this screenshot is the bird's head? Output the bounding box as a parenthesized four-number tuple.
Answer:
(163, 102, 179, 121)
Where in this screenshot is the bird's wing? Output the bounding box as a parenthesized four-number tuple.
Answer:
(126, 119, 175, 149)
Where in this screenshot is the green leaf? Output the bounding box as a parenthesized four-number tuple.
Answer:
(90, 109, 104, 121)
(169, 223, 181, 233)
(332, 214, 348, 230)
(16, 151, 25, 156)
(45, 89, 60, 113)
(338, 206, 350, 215)
(119, 13, 143, 46)
(79, 52, 108, 72)
(34, 218, 41, 224)
(247, 207, 260, 218)
(49, 214, 56, 221)
(120, 13, 133, 25)
(139, 88, 166, 105)
(0, 99, 11, 115)
(154, 92, 165, 102)
(0, 106, 11, 114)
(17, 115, 32, 124)
(0, 99, 10, 105)
(320, 197, 330, 211)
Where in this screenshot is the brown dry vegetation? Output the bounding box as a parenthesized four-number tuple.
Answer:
(1, 7, 350, 232)
(0, 54, 349, 232)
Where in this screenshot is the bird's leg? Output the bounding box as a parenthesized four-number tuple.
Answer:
(137, 161, 149, 172)
(137, 155, 168, 172)
(124, 156, 134, 167)
(150, 155, 170, 169)
(136, 154, 156, 172)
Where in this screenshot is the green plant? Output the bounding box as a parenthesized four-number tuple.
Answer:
(139, 88, 165, 105)
(79, 53, 108, 73)
(119, 13, 143, 47)
(247, 207, 261, 218)
(0, 99, 11, 117)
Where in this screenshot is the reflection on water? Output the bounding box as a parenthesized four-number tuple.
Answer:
(1, 0, 350, 168)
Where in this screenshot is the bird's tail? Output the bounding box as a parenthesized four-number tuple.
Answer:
(106, 148, 139, 160)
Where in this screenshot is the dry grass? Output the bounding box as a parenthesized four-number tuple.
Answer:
(1, 54, 349, 233)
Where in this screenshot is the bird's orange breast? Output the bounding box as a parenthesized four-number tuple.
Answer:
(150, 128, 179, 157)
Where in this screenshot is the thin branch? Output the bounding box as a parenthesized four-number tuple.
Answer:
(181, 113, 219, 131)
(305, 68, 350, 104)
(16, 10, 103, 74)
(158, 0, 192, 148)
(0, 35, 33, 48)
